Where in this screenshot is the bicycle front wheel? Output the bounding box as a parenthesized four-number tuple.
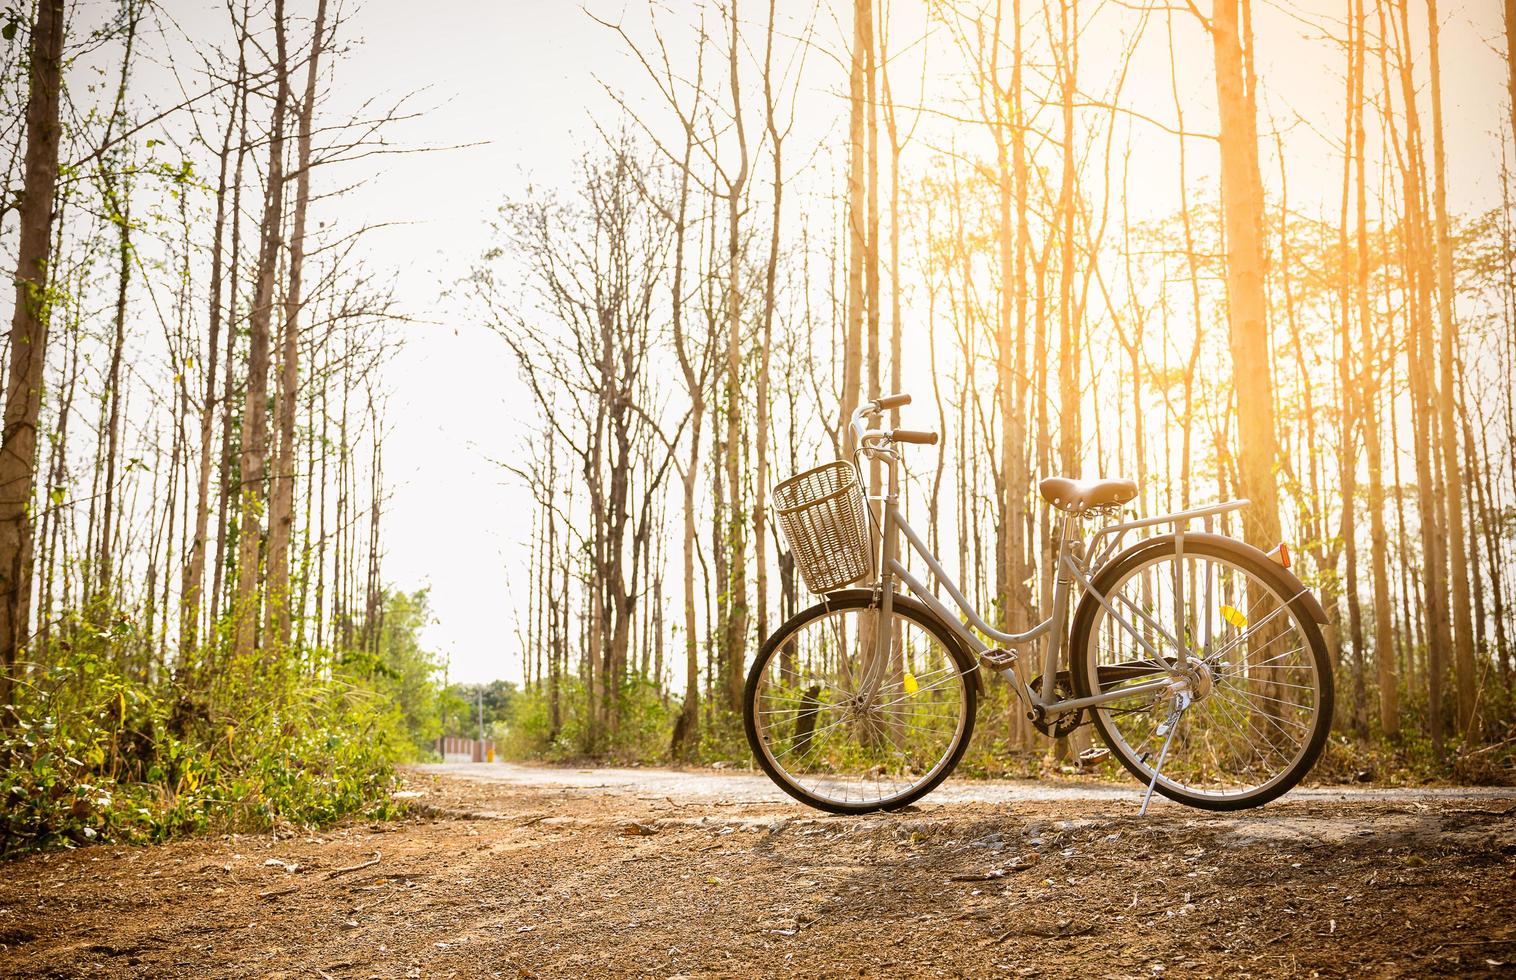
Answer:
(743, 590, 977, 814)
(1070, 535, 1333, 810)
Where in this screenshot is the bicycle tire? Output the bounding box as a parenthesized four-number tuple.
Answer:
(1069, 534, 1333, 811)
(743, 589, 979, 815)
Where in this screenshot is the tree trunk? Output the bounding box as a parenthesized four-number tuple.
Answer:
(668, 76, 704, 756)
(94, 5, 143, 612)
(753, 0, 783, 668)
(864, 0, 881, 496)
(1388, 0, 1453, 758)
(1165, 10, 1203, 514)
(1424, 0, 1477, 740)
(1056, 0, 1080, 478)
(721, 2, 750, 713)
(0, 0, 66, 712)
(233, 0, 291, 662)
(211, 7, 253, 635)
(1357, 0, 1397, 737)
(1507, 0, 1516, 165)
(992, 0, 1028, 634)
(96, 200, 130, 607)
(1210, 0, 1282, 549)
(1333, 7, 1367, 737)
(181, 12, 249, 673)
(840, 0, 868, 433)
(266, 0, 329, 651)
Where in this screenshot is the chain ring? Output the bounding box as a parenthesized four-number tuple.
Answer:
(1028, 676, 1086, 738)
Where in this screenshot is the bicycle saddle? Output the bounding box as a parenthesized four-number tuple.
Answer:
(1038, 476, 1138, 513)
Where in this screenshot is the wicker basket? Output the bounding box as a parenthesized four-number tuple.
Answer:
(774, 461, 874, 594)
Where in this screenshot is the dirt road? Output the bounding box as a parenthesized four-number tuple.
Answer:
(1, 765, 1513, 978)
(425, 761, 1516, 805)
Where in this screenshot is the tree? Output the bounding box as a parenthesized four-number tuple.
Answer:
(1353, 0, 1397, 736)
(717, 0, 751, 713)
(233, 0, 291, 662)
(266, 0, 330, 650)
(840, 0, 869, 433)
(1425, 0, 1478, 739)
(180, 0, 251, 671)
(1206, 0, 1282, 550)
(0, 0, 66, 715)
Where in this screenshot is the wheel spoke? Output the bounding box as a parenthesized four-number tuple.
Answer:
(746, 602, 971, 811)
(1081, 545, 1328, 805)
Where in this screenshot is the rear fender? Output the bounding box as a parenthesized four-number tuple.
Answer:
(1077, 531, 1330, 633)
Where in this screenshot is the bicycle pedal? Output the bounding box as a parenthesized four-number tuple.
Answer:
(980, 647, 1018, 670)
(1078, 747, 1110, 766)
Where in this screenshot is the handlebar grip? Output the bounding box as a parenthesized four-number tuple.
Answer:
(875, 393, 911, 411)
(892, 429, 939, 446)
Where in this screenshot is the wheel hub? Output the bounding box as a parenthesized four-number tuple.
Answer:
(1172, 661, 1215, 702)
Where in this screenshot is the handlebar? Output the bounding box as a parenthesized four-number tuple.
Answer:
(850, 393, 938, 452)
(855, 392, 911, 419)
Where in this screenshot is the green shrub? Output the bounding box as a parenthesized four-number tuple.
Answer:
(0, 651, 403, 858)
(0, 590, 453, 859)
(500, 676, 678, 764)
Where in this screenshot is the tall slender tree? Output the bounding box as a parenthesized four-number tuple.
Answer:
(1424, 0, 1478, 738)
(233, 0, 292, 662)
(1207, 0, 1282, 549)
(267, 0, 330, 650)
(0, 0, 66, 713)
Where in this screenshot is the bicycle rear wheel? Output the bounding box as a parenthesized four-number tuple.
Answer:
(743, 590, 977, 814)
(1070, 535, 1333, 810)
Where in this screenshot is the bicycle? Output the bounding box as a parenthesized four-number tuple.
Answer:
(743, 392, 1334, 815)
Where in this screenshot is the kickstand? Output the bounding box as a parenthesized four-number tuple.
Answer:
(1139, 695, 1189, 817)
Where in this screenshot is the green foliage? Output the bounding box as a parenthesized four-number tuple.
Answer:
(692, 709, 749, 766)
(444, 679, 519, 741)
(0, 589, 452, 859)
(359, 589, 455, 760)
(955, 682, 1047, 780)
(500, 676, 677, 764)
(1312, 680, 1516, 787)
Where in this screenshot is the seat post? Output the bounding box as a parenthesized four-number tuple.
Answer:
(1038, 513, 1082, 702)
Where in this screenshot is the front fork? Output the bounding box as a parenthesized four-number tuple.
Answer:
(860, 455, 900, 704)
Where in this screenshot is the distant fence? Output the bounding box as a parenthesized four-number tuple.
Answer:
(438, 736, 496, 763)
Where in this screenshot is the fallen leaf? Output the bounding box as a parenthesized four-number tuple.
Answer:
(620, 822, 658, 837)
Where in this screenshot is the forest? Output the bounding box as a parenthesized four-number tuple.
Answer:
(0, 0, 463, 855)
(0, 0, 1513, 856)
(481, 0, 1516, 779)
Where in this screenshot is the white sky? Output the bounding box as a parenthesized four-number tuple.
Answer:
(115, 0, 1511, 685)
(317, 3, 640, 684)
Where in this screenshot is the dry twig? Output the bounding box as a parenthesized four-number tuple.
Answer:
(258, 885, 299, 900)
(324, 851, 382, 879)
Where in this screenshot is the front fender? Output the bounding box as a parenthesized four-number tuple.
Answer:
(821, 588, 987, 696)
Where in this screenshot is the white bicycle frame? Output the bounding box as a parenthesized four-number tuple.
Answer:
(849, 406, 1249, 724)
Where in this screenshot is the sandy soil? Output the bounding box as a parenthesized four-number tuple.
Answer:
(421, 762, 1516, 805)
(1, 766, 1513, 979)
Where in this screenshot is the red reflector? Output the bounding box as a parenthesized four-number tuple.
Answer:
(1268, 542, 1291, 568)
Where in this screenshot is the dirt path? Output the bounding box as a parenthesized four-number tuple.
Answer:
(424, 761, 1516, 805)
(1, 767, 1513, 979)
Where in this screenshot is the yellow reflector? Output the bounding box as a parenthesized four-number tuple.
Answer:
(903, 672, 919, 695)
(1220, 605, 1248, 628)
